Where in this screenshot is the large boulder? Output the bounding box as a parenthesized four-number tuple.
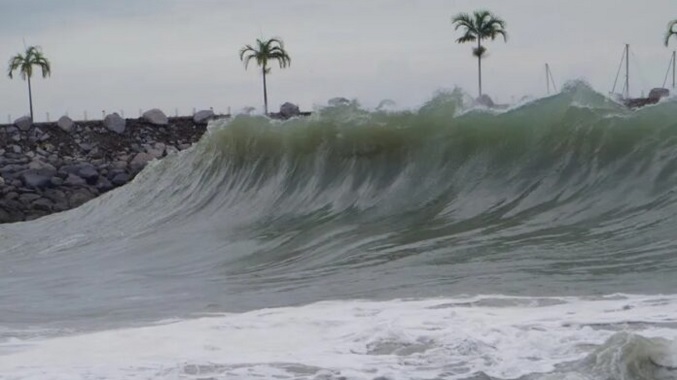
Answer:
(193, 109, 214, 124)
(57, 116, 74, 132)
(142, 108, 168, 126)
(279, 102, 300, 119)
(14, 116, 32, 131)
(104, 113, 126, 134)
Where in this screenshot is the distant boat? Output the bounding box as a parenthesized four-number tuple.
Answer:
(610, 44, 671, 108)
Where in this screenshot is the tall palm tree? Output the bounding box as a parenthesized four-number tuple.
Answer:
(8, 45, 51, 122)
(665, 20, 677, 46)
(239, 38, 291, 114)
(452, 10, 507, 97)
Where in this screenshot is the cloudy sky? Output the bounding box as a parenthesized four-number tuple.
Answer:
(1, 0, 676, 121)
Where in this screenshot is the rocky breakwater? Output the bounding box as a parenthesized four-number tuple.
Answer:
(0, 109, 216, 224)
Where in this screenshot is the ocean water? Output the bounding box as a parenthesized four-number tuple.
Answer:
(1, 83, 677, 379)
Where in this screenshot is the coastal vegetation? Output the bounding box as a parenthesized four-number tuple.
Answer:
(452, 10, 507, 97)
(7, 46, 51, 122)
(239, 38, 291, 115)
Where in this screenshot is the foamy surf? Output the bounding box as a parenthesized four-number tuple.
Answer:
(1, 294, 676, 380)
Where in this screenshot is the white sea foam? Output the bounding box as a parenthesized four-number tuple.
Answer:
(1, 294, 676, 380)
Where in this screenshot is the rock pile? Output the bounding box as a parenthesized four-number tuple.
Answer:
(0, 114, 210, 223)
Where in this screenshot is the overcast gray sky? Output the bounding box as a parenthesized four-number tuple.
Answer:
(1, 0, 676, 121)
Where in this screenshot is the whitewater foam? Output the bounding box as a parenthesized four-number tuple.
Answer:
(1, 295, 676, 380)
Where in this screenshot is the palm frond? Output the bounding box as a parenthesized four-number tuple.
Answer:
(452, 13, 475, 32)
(8, 46, 51, 79)
(456, 33, 477, 43)
(7, 54, 24, 79)
(238, 37, 290, 72)
(453, 9, 507, 48)
(665, 20, 677, 46)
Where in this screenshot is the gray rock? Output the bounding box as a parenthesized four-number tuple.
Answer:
(79, 143, 94, 152)
(14, 116, 32, 131)
(57, 116, 75, 132)
(21, 169, 57, 188)
(279, 102, 300, 118)
(111, 172, 130, 186)
(9, 145, 22, 154)
(19, 193, 42, 204)
(142, 108, 168, 126)
(69, 189, 94, 207)
(0, 176, 4, 186)
(64, 173, 87, 186)
(50, 177, 64, 186)
(193, 109, 215, 124)
(77, 164, 99, 183)
(96, 177, 113, 192)
(104, 113, 126, 134)
(31, 198, 53, 212)
(28, 160, 57, 172)
(130, 152, 154, 172)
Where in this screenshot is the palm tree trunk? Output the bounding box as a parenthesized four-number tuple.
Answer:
(27, 75, 34, 122)
(262, 66, 268, 115)
(477, 40, 483, 97)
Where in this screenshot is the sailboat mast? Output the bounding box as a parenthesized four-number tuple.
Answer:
(672, 51, 677, 90)
(625, 44, 630, 98)
(546, 63, 550, 95)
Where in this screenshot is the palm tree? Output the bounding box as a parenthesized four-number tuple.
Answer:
(239, 38, 291, 114)
(452, 10, 507, 97)
(665, 20, 677, 46)
(8, 46, 51, 122)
